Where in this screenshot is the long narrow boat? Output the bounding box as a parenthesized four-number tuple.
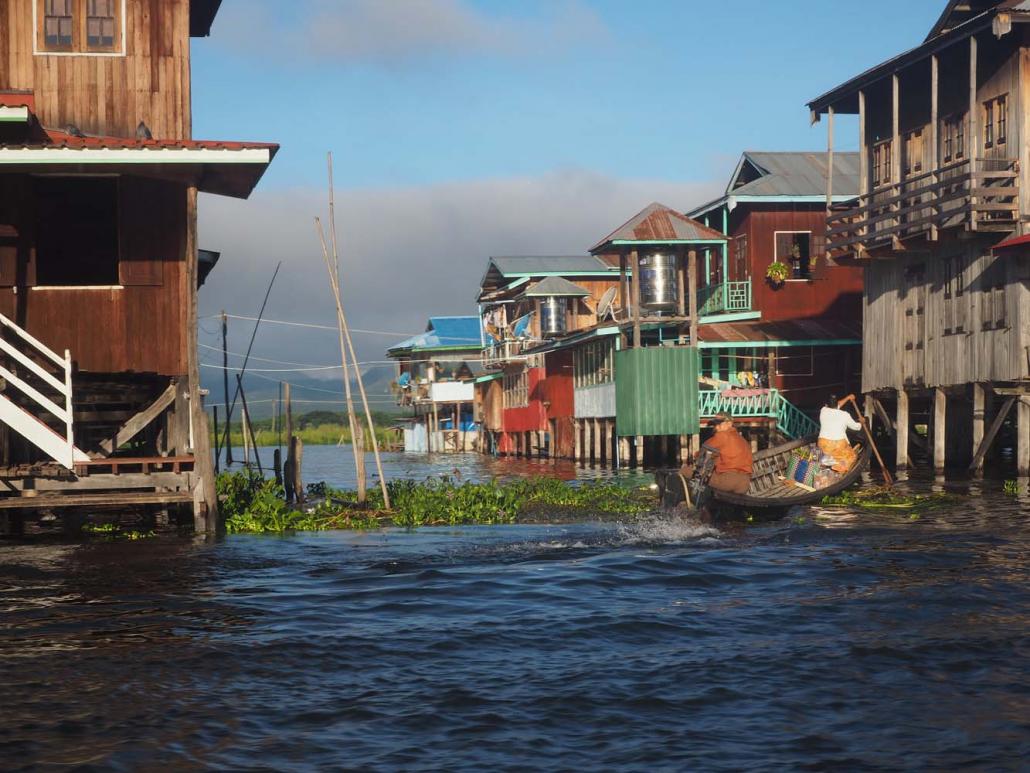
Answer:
(655, 436, 871, 518)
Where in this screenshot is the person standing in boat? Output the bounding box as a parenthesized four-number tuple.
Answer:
(681, 413, 753, 494)
(818, 395, 861, 473)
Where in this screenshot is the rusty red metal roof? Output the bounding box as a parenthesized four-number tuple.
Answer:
(4, 127, 279, 155)
(993, 233, 1030, 250)
(591, 202, 727, 253)
(0, 91, 34, 110)
(699, 318, 861, 345)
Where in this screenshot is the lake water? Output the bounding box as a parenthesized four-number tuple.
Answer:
(2, 473, 1029, 769)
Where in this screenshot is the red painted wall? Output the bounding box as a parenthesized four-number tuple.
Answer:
(502, 367, 548, 433)
(729, 205, 863, 323)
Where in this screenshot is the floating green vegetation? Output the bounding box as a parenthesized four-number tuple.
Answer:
(218, 470, 652, 534)
(821, 486, 954, 512)
(81, 522, 156, 541)
(1003, 480, 1021, 496)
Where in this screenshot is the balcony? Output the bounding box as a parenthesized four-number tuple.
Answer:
(484, 338, 537, 369)
(827, 157, 1019, 257)
(698, 281, 752, 316)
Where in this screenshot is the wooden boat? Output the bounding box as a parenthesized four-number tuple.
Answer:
(655, 436, 871, 518)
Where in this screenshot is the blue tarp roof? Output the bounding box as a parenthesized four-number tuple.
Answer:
(387, 316, 483, 355)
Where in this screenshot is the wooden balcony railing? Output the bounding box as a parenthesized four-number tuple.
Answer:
(698, 281, 752, 317)
(826, 157, 1020, 257)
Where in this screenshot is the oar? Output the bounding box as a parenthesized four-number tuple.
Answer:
(843, 395, 893, 488)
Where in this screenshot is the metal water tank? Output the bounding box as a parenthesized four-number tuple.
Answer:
(540, 296, 568, 337)
(638, 252, 679, 313)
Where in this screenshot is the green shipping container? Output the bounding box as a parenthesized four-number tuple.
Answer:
(615, 347, 700, 437)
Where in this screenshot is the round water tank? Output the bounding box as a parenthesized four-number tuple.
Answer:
(638, 252, 679, 313)
(540, 297, 568, 337)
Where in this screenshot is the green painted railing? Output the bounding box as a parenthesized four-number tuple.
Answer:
(698, 281, 752, 316)
(698, 388, 819, 440)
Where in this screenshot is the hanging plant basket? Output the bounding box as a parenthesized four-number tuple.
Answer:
(766, 261, 790, 287)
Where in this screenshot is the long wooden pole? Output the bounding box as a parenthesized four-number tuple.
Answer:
(324, 154, 391, 508)
(315, 218, 366, 504)
(846, 395, 892, 487)
(222, 310, 232, 466)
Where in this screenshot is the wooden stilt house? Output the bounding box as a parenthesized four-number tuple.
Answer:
(808, 0, 1030, 474)
(0, 0, 276, 532)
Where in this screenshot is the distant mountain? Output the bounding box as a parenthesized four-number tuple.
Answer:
(201, 363, 402, 420)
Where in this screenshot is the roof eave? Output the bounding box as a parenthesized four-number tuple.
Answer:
(190, 0, 222, 37)
(807, 11, 1005, 116)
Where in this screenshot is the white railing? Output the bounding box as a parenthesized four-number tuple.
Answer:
(0, 312, 83, 469)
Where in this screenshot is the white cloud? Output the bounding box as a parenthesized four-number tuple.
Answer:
(216, 0, 608, 65)
(197, 169, 720, 374)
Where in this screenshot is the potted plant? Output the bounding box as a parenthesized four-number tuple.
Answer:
(766, 261, 789, 287)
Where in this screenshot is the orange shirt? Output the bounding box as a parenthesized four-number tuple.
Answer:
(705, 428, 753, 475)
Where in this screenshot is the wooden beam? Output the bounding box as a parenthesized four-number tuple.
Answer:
(896, 389, 910, 471)
(826, 105, 835, 221)
(969, 394, 1013, 472)
(1019, 397, 1030, 476)
(859, 89, 868, 198)
(630, 249, 641, 348)
(0, 491, 193, 510)
(688, 249, 699, 346)
(971, 383, 986, 473)
(930, 53, 940, 241)
(933, 387, 947, 473)
(619, 252, 628, 319)
(99, 382, 177, 455)
(676, 247, 686, 318)
(970, 34, 979, 231)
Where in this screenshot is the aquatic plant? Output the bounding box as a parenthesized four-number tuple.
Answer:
(81, 522, 156, 541)
(821, 487, 953, 511)
(1003, 480, 1021, 496)
(217, 470, 652, 534)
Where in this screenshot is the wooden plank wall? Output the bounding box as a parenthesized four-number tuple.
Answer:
(862, 235, 1029, 392)
(730, 205, 864, 323)
(0, 0, 193, 139)
(0, 174, 187, 374)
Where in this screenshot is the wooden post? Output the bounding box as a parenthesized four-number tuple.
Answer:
(619, 435, 630, 466)
(678, 434, 689, 464)
(676, 247, 686, 318)
(284, 383, 296, 502)
(859, 89, 868, 243)
(221, 311, 232, 467)
(186, 186, 217, 532)
(293, 437, 304, 502)
(630, 249, 641, 348)
(273, 447, 283, 487)
(1019, 397, 1030, 477)
(896, 389, 909, 472)
(826, 105, 835, 225)
(619, 252, 629, 320)
(236, 373, 262, 474)
(930, 54, 940, 241)
(592, 418, 602, 464)
(574, 419, 581, 462)
(970, 34, 979, 231)
(636, 435, 645, 467)
(687, 250, 699, 345)
(892, 73, 901, 239)
(212, 406, 220, 475)
(972, 384, 986, 474)
(933, 388, 947, 474)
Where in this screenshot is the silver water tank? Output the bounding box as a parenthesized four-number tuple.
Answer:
(638, 252, 679, 313)
(540, 296, 568, 337)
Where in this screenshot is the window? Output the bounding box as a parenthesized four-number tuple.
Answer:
(574, 339, 615, 389)
(37, 0, 122, 54)
(943, 255, 966, 335)
(942, 114, 966, 163)
(775, 232, 813, 280)
(872, 140, 893, 187)
(503, 370, 529, 409)
(983, 95, 1007, 150)
(43, 0, 74, 49)
(34, 177, 120, 286)
(903, 129, 923, 176)
(732, 234, 749, 281)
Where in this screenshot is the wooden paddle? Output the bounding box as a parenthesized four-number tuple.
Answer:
(842, 394, 893, 488)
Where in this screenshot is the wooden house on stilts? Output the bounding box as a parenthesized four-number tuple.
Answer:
(0, 0, 277, 533)
(809, 0, 1030, 475)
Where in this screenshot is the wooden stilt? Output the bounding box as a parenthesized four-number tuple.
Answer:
(969, 396, 1014, 473)
(933, 388, 947, 474)
(636, 435, 645, 467)
(619, 435, 630, 466)
(1019, 397, 1030, 477)
(574, 419, 582, 462)
(678, 435, 689, 464)
(284, 383, 296, 503)
(631, 249, 641, 348)
(593, 419, 602, 464)
(972, 384, 986, 475)
(896, 389, 909, 471)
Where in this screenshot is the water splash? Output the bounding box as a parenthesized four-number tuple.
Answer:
(614, 513, 721, 545)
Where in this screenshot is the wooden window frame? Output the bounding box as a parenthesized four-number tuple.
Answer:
(774, 231, 814, 280)
(903, 129, 923, 176)
(35, 0, 125, 56)
(984, 99, 995, 149)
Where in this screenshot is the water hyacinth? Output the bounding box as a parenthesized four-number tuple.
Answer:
(217, 470, 653, 534)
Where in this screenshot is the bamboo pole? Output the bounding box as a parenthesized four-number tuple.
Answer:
(222, 311, 232, 466)
(315, 218, 366, 503)
(318, 153, 391, 508)
(844, 395, 892, 487)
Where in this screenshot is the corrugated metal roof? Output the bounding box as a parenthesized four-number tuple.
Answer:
(591, 203, 727, 253)
(387, 316, 483, 355)
(489, 256, 615, 276)
(699, 319, 861, 345)
(731, 152, 860, 197)
(0, 127, 280, 154)
(519, 276, 591, 298)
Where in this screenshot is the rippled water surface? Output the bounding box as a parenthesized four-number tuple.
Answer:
(3, 482, 1030, 770)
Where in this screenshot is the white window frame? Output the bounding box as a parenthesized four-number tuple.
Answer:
(34, 0, 127, 58)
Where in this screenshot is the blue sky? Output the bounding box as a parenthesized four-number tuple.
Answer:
(193, 0, 947, 391)
(192, 0, 943, 190)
